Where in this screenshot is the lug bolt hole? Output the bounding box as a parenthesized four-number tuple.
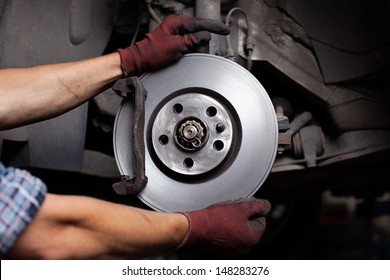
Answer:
(159, 135, 169, 145)
(183, 158, 194, 168)
(213, 140, 224, 151)
(206, 106, 217, 117)
(173, 103, 183, 114)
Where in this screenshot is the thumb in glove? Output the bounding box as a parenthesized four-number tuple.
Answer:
(179, 197, 271, 258)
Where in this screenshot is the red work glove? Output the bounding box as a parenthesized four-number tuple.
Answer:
(180, 198, 271, 258)
(117, 14, 230, 76)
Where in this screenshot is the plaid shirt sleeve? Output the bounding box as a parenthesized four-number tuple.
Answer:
(0, 162, 47, 254)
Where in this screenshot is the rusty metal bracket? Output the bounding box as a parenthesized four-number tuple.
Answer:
(112, 77, 148, 195)
(278, 111, 313, 145)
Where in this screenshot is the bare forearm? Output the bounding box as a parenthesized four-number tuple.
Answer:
(7, 194, 189, 259)
(0, 53, 122, 130)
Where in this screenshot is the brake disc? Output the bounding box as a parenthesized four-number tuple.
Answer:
(113, 54, 278, 212)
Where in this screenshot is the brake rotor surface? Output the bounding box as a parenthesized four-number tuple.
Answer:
(114, 54, 278, 212)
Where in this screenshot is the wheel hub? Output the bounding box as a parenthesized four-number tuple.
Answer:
(151, 93, 234, 176)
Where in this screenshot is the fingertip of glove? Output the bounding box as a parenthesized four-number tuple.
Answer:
(245, 197, 272, 215)
(258, 199, 272, 215)
(218, 24, 231, 35)
(261, 199, 272, 214)
(198, 18, 231, 35)
(180, 16, 230, 35)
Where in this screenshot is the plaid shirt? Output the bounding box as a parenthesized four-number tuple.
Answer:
(0, 162, 47, 254)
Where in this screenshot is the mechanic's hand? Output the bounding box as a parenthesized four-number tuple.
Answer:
(180, 198, 271, 258)
(117, 14, 230, 76)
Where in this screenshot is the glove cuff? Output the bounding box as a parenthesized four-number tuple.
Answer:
(176, 210, 209, 249)
(117, 44, 143, 77)
(176, 212, 191, 249)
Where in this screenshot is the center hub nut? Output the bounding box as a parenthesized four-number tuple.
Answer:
(175, 118, 209, 151)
